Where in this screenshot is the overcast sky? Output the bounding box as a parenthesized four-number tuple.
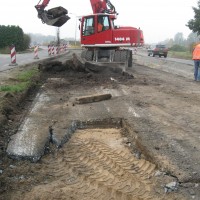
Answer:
(0, 0, 198, 44)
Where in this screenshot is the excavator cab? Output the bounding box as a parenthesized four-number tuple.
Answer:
(35, 5, 70, 27)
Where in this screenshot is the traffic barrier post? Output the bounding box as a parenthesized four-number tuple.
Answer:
(60, 44, 64, 53)
(34, 45, 39, 59)
(51, 45, 55, 55)
(9, 45, 18, 66)
(56, 46, 59, 55)
(48, 45, 51, 56)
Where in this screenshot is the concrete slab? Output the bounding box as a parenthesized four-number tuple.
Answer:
(6, 82, 133, 162)
(75, 93, 112, 104)
(6, 93, 51, 162)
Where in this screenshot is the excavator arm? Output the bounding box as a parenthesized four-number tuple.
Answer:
(35, 0, 50, 10)
(35, 0, 70, 27)
(35, 0, 116, 27)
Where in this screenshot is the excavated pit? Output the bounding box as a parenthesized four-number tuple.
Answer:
(20, 118, 183, 200)
(50, 118, 122, 148)
(25, 119, 162, 200)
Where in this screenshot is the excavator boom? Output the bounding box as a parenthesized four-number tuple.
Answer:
(90, 0, 116, 14)
(35, 0, 50, 9)
(35, 0, 116, 27)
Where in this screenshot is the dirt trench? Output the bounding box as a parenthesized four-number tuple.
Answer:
(0, 52, 199, 200)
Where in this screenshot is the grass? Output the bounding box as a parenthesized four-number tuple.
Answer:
(17, 68, 38, 82)
(0, 83, 28, 93)
(0, 68, 39, 93)
(168, 51, 192, 60)
(0, 47, 10, 54)
(0, 47, 34, 54)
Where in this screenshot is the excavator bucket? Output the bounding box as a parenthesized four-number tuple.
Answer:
(38, 6, 70, 27)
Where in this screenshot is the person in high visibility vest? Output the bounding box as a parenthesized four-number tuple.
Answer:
(98, 22, 103, 32)
(192, 43, 200, 81)
(97, 16, 103, 32)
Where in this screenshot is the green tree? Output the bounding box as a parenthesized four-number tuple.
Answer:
(174, 32, 185, 45)
(13, 26, 24, 51)
(170, 44, 187, 52)
(0, 25, 30, 51)
(167, 39, 174, 48)
(187, 32, 199, 43)
(23, 34, 31, 49)
(187, 1, 200, 35)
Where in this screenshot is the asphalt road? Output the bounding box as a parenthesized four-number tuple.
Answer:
(0, 47, 194, 73)
(134, 48, 194, 80)
(137, 48, 193, 66)
(0, 46, 57, 72)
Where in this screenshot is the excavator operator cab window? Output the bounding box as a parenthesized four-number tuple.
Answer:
(97, 15, 110, 32)
(82, 17, 94, 36)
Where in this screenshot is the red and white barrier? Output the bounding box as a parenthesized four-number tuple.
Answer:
(51, 45, 55, 55)
(9, 45, 18, 66)
(34, 46, 39, 59)
(60, 44, 64, 53)
(56, 46, 59, 55)
(48, 45, 51, 56)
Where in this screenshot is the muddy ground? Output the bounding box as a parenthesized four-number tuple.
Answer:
(0, 50, 200, 200)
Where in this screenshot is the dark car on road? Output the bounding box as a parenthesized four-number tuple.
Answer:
(148, 44, 168, 58)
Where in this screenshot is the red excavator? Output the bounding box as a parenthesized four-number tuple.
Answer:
(35, 0, 144, 67)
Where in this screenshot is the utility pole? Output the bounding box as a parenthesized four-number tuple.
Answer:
(69, 13, 78, 46)
(56, 27, 60, 47)
(74, 17, 77, 46)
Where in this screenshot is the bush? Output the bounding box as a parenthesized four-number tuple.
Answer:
(0, 46, 10, 54)
(169, 44, 188, 52)
(0, 25, 30, 52)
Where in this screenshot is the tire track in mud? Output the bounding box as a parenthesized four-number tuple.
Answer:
(23, 129, 180, 200)
(63, 140, 156, 199)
